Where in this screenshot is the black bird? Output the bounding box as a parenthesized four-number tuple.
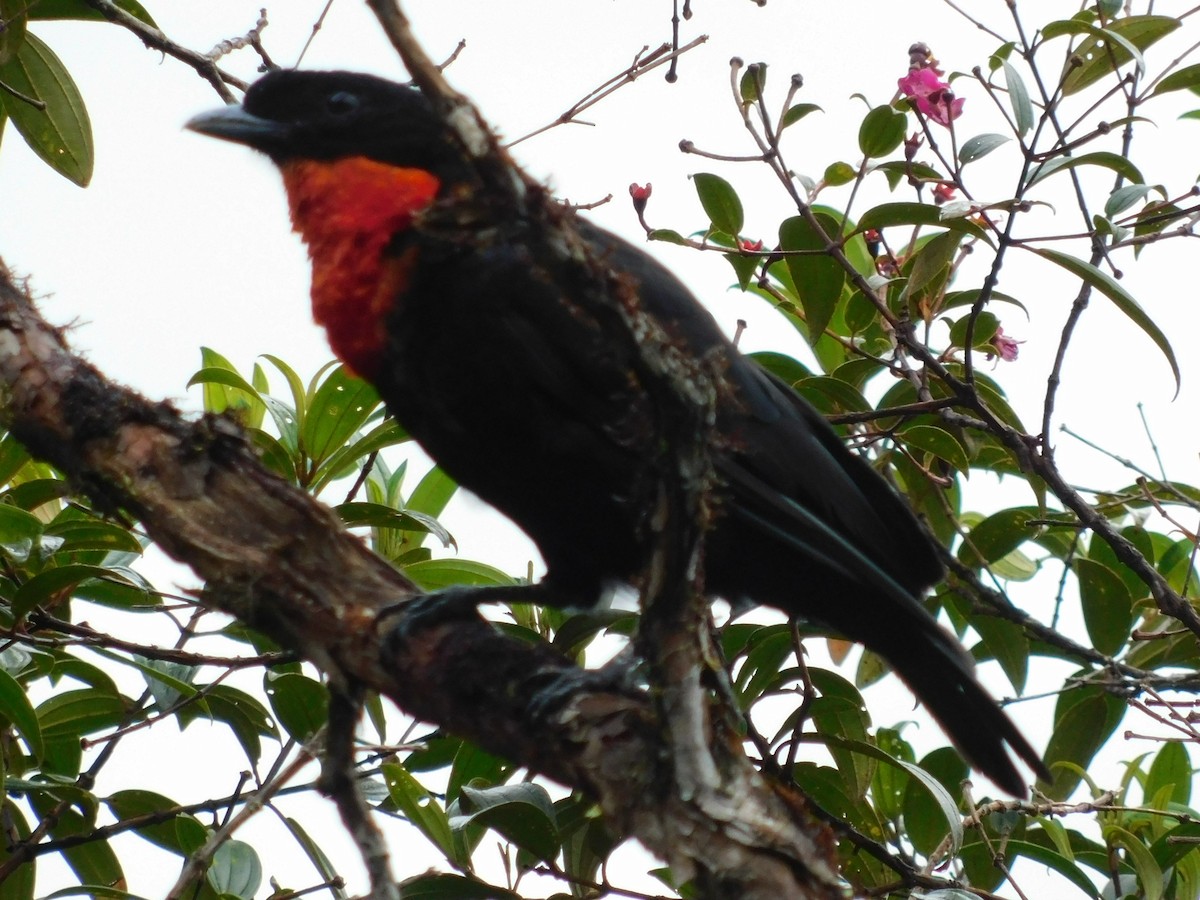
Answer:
(187, 69, 1046, 793)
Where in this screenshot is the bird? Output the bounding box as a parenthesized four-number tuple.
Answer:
(187, 69, 1046, 794)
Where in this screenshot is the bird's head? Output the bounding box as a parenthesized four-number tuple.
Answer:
(186, 69, 468, 180)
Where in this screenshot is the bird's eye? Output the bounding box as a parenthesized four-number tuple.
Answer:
(326, 91, 360, 116)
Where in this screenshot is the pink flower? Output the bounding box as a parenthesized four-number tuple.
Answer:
(932, 182, 957, 205)
(739, 238, 764, 252)
(988, 326, 1023, 362)
(904, 132, 923, 161)
(898, 67, 964, 127)
(628, 182, 652, 215)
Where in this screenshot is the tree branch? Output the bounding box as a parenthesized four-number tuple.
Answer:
(0, 252, 840, 897)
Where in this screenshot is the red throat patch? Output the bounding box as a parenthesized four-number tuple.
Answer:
(279, 157, 441, 378)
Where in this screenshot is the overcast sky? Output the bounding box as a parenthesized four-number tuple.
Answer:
(4, 2, 1198, 895)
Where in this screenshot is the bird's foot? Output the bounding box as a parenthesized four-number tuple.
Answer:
(526, 649, 642, 724)
(377, 585, 494, 643)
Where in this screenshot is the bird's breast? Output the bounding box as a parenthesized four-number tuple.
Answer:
(279, 157, 440, 378)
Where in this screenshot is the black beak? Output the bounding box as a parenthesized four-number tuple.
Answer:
(185, 105, 292, 153)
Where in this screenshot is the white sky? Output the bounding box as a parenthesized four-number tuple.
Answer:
(3, 1, 1199, 896)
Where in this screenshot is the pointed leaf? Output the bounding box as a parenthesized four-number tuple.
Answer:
(857, 202, 991, 242)
(1150, 61, 1200, 97)
(692, 172, 743, 237)
(1029, 151, 1144, 187)
(0, 0, 28, 64)
(1075, 558, 1133, 655)
(1033, 248, 1179, 393)
(0, 33, 92, 185)
(1002, 61, 1034, 135)
(779, 214, 844, 344)
(0, 667, 42, 760)
(301, 366, 381, 465)
(383, 763, 456, 859)
(207, 839, 262, 899)
(29, 0, 156, 25)
(1104, 183, 1165, 218)
(1056, 16, 1181, 97)
(958, 133, 1009, 165)
(13, 564, 139, 619)
(858, 103, 907, 159)
(781, 102, 822, 129)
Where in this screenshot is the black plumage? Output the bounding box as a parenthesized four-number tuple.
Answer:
(188, 70, 1045, 794)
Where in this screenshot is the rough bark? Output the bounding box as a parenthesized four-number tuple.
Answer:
(0, 263, 840, 899)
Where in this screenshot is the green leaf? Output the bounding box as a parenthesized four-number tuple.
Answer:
(795, 376, 870, 415)
(957, 507, 1040, 569)
(1104, 183, 1165, 218)
(0, 503, 43, 563)
(873, 160, 944, 191)
(739, 63, 766, 103)
(395, 873, 520, 900)
(898, 424, 969, 473)
(895, 746, 967, 856)
(692, 172, 743, 237)
(447, 742, 508, 803)
(106, 790, 207, 857)
(941, 288, 1029, 318)
(455, 783, 560, 863)
(858, 104, 907, 159)
(0, 33, 92, 185)
(27, 786, 124, 887)
(0, 433, 32, 484)
(906, 230, 964, 298)
(13, 564, 140, 619)
(780, 102, 822, 129)
(823, 160, 857, 186)
(857, 202, 991, 243)
(778, 214, 844, 345)
(407, 467, 458, 548)
(310, 417, 410, 495)
(0, 667, 42, 760)
(647, 228, 688, 245)
(805, 670, 876, 799)
(207, 839, 262, 900)
(176, 684, 276, 765)
(1002, 61, 1034, 136)
(116, 655, 197, 710)
(973, 616, 1029, 693)
(1056, 16, 1181, 97)
(1144, 739, 1191, 807)
(1030, 151, 1144, 187)
(260, 354, 309, 427)
(189, 354, 265, 429)
(28, 0, 156, 26)
(265, 672, 328, 742)
(1074, 558, 1133, 655)
(1150, 61, 1200, 97)
(0, 0, 28, 64)
(301, 366, 381, 466)
(281, 817, 347, 899)
(338, 502, 452, 545)
(1043, 686, 1124, 799)
(948, 309, 1000, 351)
(37, 688, 125, 738)
(47, 518, 143, 556)
(1105, 824, 1164, 900)
(734, 626, 793, 708)
(723, 249, 762, 291)
(383, 763, 456, 859)
(1032, 248, 1180, 393)
(0, 802, 32, 900)
(403, 558, 516, 591)
(958, 133, 1009, 165)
